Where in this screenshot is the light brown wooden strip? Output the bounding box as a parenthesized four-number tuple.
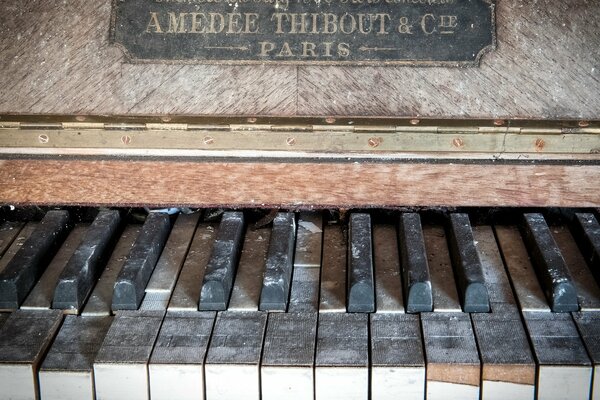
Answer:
(1, 160, 597, 207)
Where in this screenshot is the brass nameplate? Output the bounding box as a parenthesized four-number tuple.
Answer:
(110, 0, 495, 65)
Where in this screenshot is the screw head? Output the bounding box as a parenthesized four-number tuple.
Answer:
(535, 138, 545, 151)
(452, 137, 464, 148)
(368, 137, 382, 148)
(325, 117, 336, 124)
(161, 116, 172, 122)
(409, 119, 420, 125)
(38, 134, 49, 144)
(75, 115, 86, 122)
(286, 137, 296, 146)
(121, 135, 131, 145)
(203, 136, 214, 145)
(493, 119, 505, 126)
(578, 120, 590, 128)
(247, 117, 257, 123)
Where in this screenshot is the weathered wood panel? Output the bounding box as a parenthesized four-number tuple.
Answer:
(0, 0, 598, 118)
(0, 159, 597, 207)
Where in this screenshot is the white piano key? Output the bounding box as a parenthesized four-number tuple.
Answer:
(524, 311, 592, 400)
(373, 224, 404, 313)
(495, 225, 551, 312)
(294, 212, 323, 268)
(370, 313, 424, 400)
(94, 310, 164, 400)
(573, 312, 600, 400)
(149, 311, 216, 400)
(0, 221, 24, 258)
(261, 312, 317, 400)
(315, 313, 369, 400)
(167, 223, 217, 311)
(82, 225, 141, 316)
(421, 312, 480, 400)
(0, 222, 36, 275)
(205, 311, 267, 400)
(289, 267, 320, 312)
(228, 227, 270, 311)
(319, 225, 346, 312)
(424, 226, 461, 312)
(39, 315, 112, 400)
(21, 224, 88, 310)
(551, 225, 600, 311)
(144, 213, 199, 302)
(0, 310, 63, 400)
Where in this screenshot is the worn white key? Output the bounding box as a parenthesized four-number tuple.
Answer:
(21, 224, 88, 310)
(94, 310, 164, 400)
(142, 213, 199, 310)
(0, 222, 36, 274)
(573, 312, 600, 400)
(319, 225, 346, 312)
(373, 224, 404, 313)
(370, 313, 424, 400)
(422, 312, 480, 400)
(315, 313, 368, 400)
(228, 227, 270, 311)
(289, 267, 320, 312)
(0, 310, 63, 400)
(205, 311, 267, 400)
(39, 315, 112, 400)
(168, 223, 217, 311)
(149, 311, 215, 400)
(261, 312, 317, 400)
(82, 225, 141, 316)
(294, 212, 323, 268)
(424, 226, 461, 312)
(495, 225, 550, 312)
(551, 225, 600, 311)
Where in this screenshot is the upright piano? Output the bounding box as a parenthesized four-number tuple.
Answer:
(0, 0, 599, 399)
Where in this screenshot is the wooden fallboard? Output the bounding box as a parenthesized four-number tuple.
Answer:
(0, 0, 599, 119)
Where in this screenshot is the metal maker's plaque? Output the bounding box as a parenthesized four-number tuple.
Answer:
(111, 0, 495, 65)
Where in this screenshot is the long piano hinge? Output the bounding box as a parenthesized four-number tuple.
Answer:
(0, 118, 599, 161)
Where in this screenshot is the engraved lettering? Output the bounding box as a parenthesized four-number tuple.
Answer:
(146, 12, 163, 33)
(227, 13, 243, 34)
(397, 16, 413, 34)
(323, 14, 337, 34)
(259, 41, 275, 56)
(209, 13, 224, 33)
(421, 13, 436, 35)
(439, 15, 457, 34)
(244, 13, 260, 34)
(278, 42, 294, 56)
(374, 13, 390, 35)
(302, 41, 317, 57)
(190, 13, 207, 33)
(339, 13, 356, 34)
(337, 42, 350, 57)
(168, 12, 187, 33)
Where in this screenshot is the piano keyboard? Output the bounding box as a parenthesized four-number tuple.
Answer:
(0, 208, 599, 400)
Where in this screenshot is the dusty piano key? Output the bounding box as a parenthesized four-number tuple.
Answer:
(199, 211, 245, 311)
(205, 311, 267, 400)
(0, 221, 24, 258)
(289, 267, 320, 312)
(0, 312, 8, 329)
(472, 307, 535, 400)
(167, 223, 217, 312)
(399, 213, 432, 313)
(370, 313, 425, 400)
(422, 312, 480, 400)
(140, 213, 199, 311)
(573, 312, 600, 400)
(149, 311, 216, 400)
(39, 315, 112, 400)
(494, 226, 550, 312)
(112, 212, 172, 311)
(572, 213, 600, 287)
(424, 225, 461, 312)
(315, 313, 369, 400)
(229, 227, 270, 311)
(0, 309, 63, 400)
(551, 225, 600, 311)
(81, 225, 141, 316)
(0, 210, 71, 309)
(319, 225, 346, 313)
(373, 224, 404, 313)
(0, 222, 36, 275)
(94, 310, 165, 400)
(347, 213, 375, 313)
(260, 212, 296, 311)
(52, 211, 121, 312)
(294, 212, 323, 268)
(523, 311, 592, 400)
(21, 224, 87, 310)
(447, 213, 490, 312)
(521, 213, 578, 312)
(261, 312, 317, 400)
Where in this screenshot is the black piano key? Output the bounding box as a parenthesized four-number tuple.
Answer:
(521, 213, 578, 312)
(259, 212, 296, 311)
(572, 213, 600, 286)
(52, 210, 122, 312)
(0, 210, 71, 309)
(112, 213, 172, 311)
(199, 211, 245, 311)
(347, 213, 375, 313)
(447, 213, 490, 313)
(398, 213, 433, 313)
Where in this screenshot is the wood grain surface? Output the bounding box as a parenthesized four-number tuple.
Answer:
(0, 0, 598, 118)
(0, 159, 598, 207)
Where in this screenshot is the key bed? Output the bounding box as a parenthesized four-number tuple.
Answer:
(0, 207, 599, 400)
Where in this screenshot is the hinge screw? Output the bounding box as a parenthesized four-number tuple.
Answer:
(286, 137, 296, 146)
(579, 120, 590, 128)
(203, 136, 214, 145)
(535, 138, 545, 151)
(493, 119, 505, 126)
(452, 138, 464, 148)
(325, 117, 336, 124)
(368, 137, 382, 148)
(121, 135, 131, 145)
(38, 134, 49, 144)
(410, 119, 420, 125)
